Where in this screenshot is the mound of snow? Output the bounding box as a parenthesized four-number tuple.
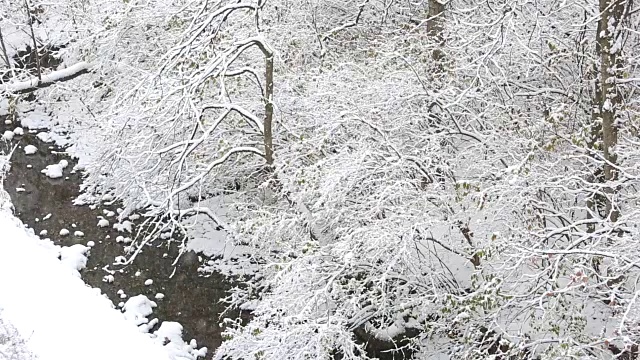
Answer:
(2, 130, 14, 141)
(36, 132, 53, 142)
(41, 160, 69, 179)
(23, 145, 37, 155)
(59, 244, 90, 277)
(154, 322, 207, 359)
(123, 295, 157, 326)
(114, 220, 133, 233)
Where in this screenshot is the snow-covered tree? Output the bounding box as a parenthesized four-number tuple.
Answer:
(6, 0, 640, 358)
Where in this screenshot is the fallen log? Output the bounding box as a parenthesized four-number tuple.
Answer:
(1, 62, 92, 94)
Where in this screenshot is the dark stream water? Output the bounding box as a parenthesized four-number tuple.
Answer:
(0, 115, 245, 359)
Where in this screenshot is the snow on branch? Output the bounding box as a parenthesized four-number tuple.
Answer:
(168, 146, 265, 200)
(0, 62, 92, 94)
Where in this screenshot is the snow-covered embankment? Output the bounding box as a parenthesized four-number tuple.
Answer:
(0, 189, 172, 360)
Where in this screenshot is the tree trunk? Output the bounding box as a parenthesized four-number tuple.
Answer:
(597, 0, 625, 223)
(428, 0, 446, 63)
(587, 15, 604, 233)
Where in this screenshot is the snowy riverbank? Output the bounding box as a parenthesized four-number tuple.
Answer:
(0, 185, 206, 360)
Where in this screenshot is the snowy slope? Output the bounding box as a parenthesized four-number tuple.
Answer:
(0, 199, 172, 360)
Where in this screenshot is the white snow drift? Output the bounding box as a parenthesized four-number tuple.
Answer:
(0, 198, 173, 360)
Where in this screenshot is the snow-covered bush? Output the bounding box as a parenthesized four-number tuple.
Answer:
(0, 310, 35, 360)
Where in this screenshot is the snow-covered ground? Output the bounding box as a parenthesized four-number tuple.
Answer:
(0, 185, 205, 360)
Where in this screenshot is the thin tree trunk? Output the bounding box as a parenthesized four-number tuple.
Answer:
(24, 0, 41, 82)
(246, 39, 274, 167)
(0, 27, 12, 69)
(264, 53, 274, 166)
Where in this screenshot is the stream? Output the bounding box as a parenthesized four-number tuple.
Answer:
(0, 113, 246, 359)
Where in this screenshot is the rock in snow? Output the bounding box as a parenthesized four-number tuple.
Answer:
(2, 130, 14, 141)
(41, 160, 69, 179)
(59, 244, 90, 277)
(113, 221, 133, 233)
(122, 295, 157, 326)
(24, 145, 37, 155)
